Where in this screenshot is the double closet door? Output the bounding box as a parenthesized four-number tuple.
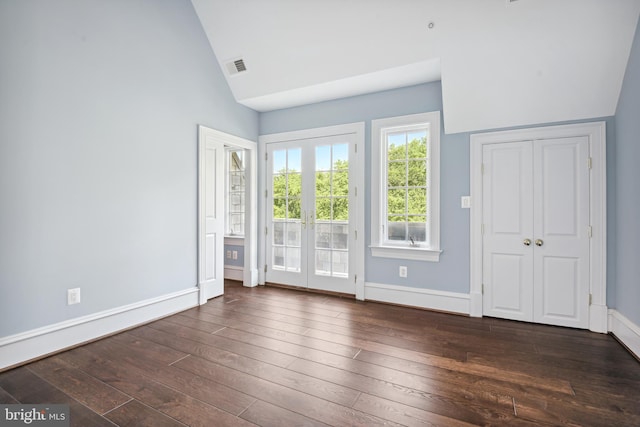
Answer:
(482, 136, 590, 328)
(265, 134, 356, 294)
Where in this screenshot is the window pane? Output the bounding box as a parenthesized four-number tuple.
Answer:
(332, 223, 348, 249)
(316, 198, 331, 220)
(387, 133, 406, 161)
(288, 148, 301, 172)
(273, 150, 286, 173)
(273, 246, 285, 269)
(273, 221, 284, 245)
(287, 222, 301, 246)
(407, 133, 427, 158)
(333, 144, 348, 170)
(333, 171, 348, 196)
(408, 221, 427, 242)
(273, 174, 286, 198)
(287, 173, 301, 197)
(316, 223, 331, 249)
(315, 249, 331, 275)
(316, 171, 330, 196)
(273, 198, 286, 219)
(287, 198, 300, 220)
(408, 188, 426, 215)
(332, 251, 348, 276)
(316, 145, 331, 171)
(286, 247, 300, 272)
(332, 197, 348, 220)
(387, 161, 406, 187)
(407, 160, 426, 186)
(387, 221, 407, 241)
(387, 189, 406, 215)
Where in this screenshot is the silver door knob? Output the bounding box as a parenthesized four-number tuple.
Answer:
(535, 239, 543, 247)
(523, 239, 531, 246)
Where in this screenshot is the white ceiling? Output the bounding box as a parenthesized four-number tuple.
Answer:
(192, 0, 640, 133)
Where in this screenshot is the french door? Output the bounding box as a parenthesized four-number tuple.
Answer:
(265, 135, 356, 294)
(482, 136, 590, 328)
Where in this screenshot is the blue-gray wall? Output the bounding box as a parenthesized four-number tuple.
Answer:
(261, 83, 471, 293)
(260, 83, 617, 302)
(224, 244, 245, 267)
(0, 0, 258, 337)
(614, 17, 640, 326)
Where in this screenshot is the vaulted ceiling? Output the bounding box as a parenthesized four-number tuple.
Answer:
(192, 0, 640, 133)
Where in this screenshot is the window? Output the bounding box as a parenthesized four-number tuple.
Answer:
(370, 111, 441, 261)
(227, 148, 245, 235)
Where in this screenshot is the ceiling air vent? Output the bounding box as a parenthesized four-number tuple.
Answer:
(226, 58, 247, 76)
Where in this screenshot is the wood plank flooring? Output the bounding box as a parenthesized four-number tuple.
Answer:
(1, 281, 639, 426)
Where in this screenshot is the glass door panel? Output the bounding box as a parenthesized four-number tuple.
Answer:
(266, 136, 355, 293)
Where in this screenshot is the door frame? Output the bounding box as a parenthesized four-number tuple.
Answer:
(198, 125, 258, 305)
(469, 121, 607, 333)
(258, 122, 366, 299)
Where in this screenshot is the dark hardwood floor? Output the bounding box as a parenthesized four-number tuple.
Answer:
(1, 281, 639, 426)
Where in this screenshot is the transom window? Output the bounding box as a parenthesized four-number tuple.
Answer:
(371, 111, 441, 261)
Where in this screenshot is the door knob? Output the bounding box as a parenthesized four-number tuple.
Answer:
(535, 239, 543, 247)
(523, 238, 531, 246)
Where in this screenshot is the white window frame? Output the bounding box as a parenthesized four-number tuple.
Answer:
(370, 111, 441, 262)
(225, 147, 246, 237)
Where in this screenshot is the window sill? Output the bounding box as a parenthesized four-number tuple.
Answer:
(224, 236, 245, 246)
(370, 245, 442, 262)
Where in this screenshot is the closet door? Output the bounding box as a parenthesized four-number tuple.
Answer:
(482, 137, 590, 328)
(482, 141, 534, 322)
(533, 137, 590, 328)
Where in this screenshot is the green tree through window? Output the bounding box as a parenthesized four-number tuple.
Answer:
(386, 134, 428, 242)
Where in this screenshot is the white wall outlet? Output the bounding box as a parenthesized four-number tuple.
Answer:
(232, 250, 238, 260)
(399, 266, 408, 278)
(67, 288, 81, 305)
(461, 196, 471, 208)
(226, 250, 231, 259)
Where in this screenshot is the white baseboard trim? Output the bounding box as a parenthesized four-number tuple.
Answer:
(364, 282, 470, 315)
(608, 309, 640, 359)
(589, 303, 609, 333)
(0, 287, 199, 371)
(224, 266, 244, 281)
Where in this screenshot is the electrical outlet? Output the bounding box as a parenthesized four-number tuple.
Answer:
(67, 288, 81, 305)
(399, 266, 408, 278)
(232, 250, 238, 260)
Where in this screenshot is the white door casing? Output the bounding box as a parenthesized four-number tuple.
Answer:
(470, 122, 607, 333)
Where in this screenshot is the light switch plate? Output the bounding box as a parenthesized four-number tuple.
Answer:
(461, 196, 471, 208)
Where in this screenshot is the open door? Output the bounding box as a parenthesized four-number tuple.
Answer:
(198, 126, 225, 303)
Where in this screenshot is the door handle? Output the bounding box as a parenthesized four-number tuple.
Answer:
(301, 210, 307, 229)
(310, 211, 315, 229)
(535, 239, 543, 247)
(523, 238, 531, 246)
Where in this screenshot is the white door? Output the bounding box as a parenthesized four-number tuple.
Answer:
(265, 135, 356, 294)
(482, 141, 534, 322)
(482, 137, 590, 328)
(532, 137, 590, 327)
(198, 128, 225, 303)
